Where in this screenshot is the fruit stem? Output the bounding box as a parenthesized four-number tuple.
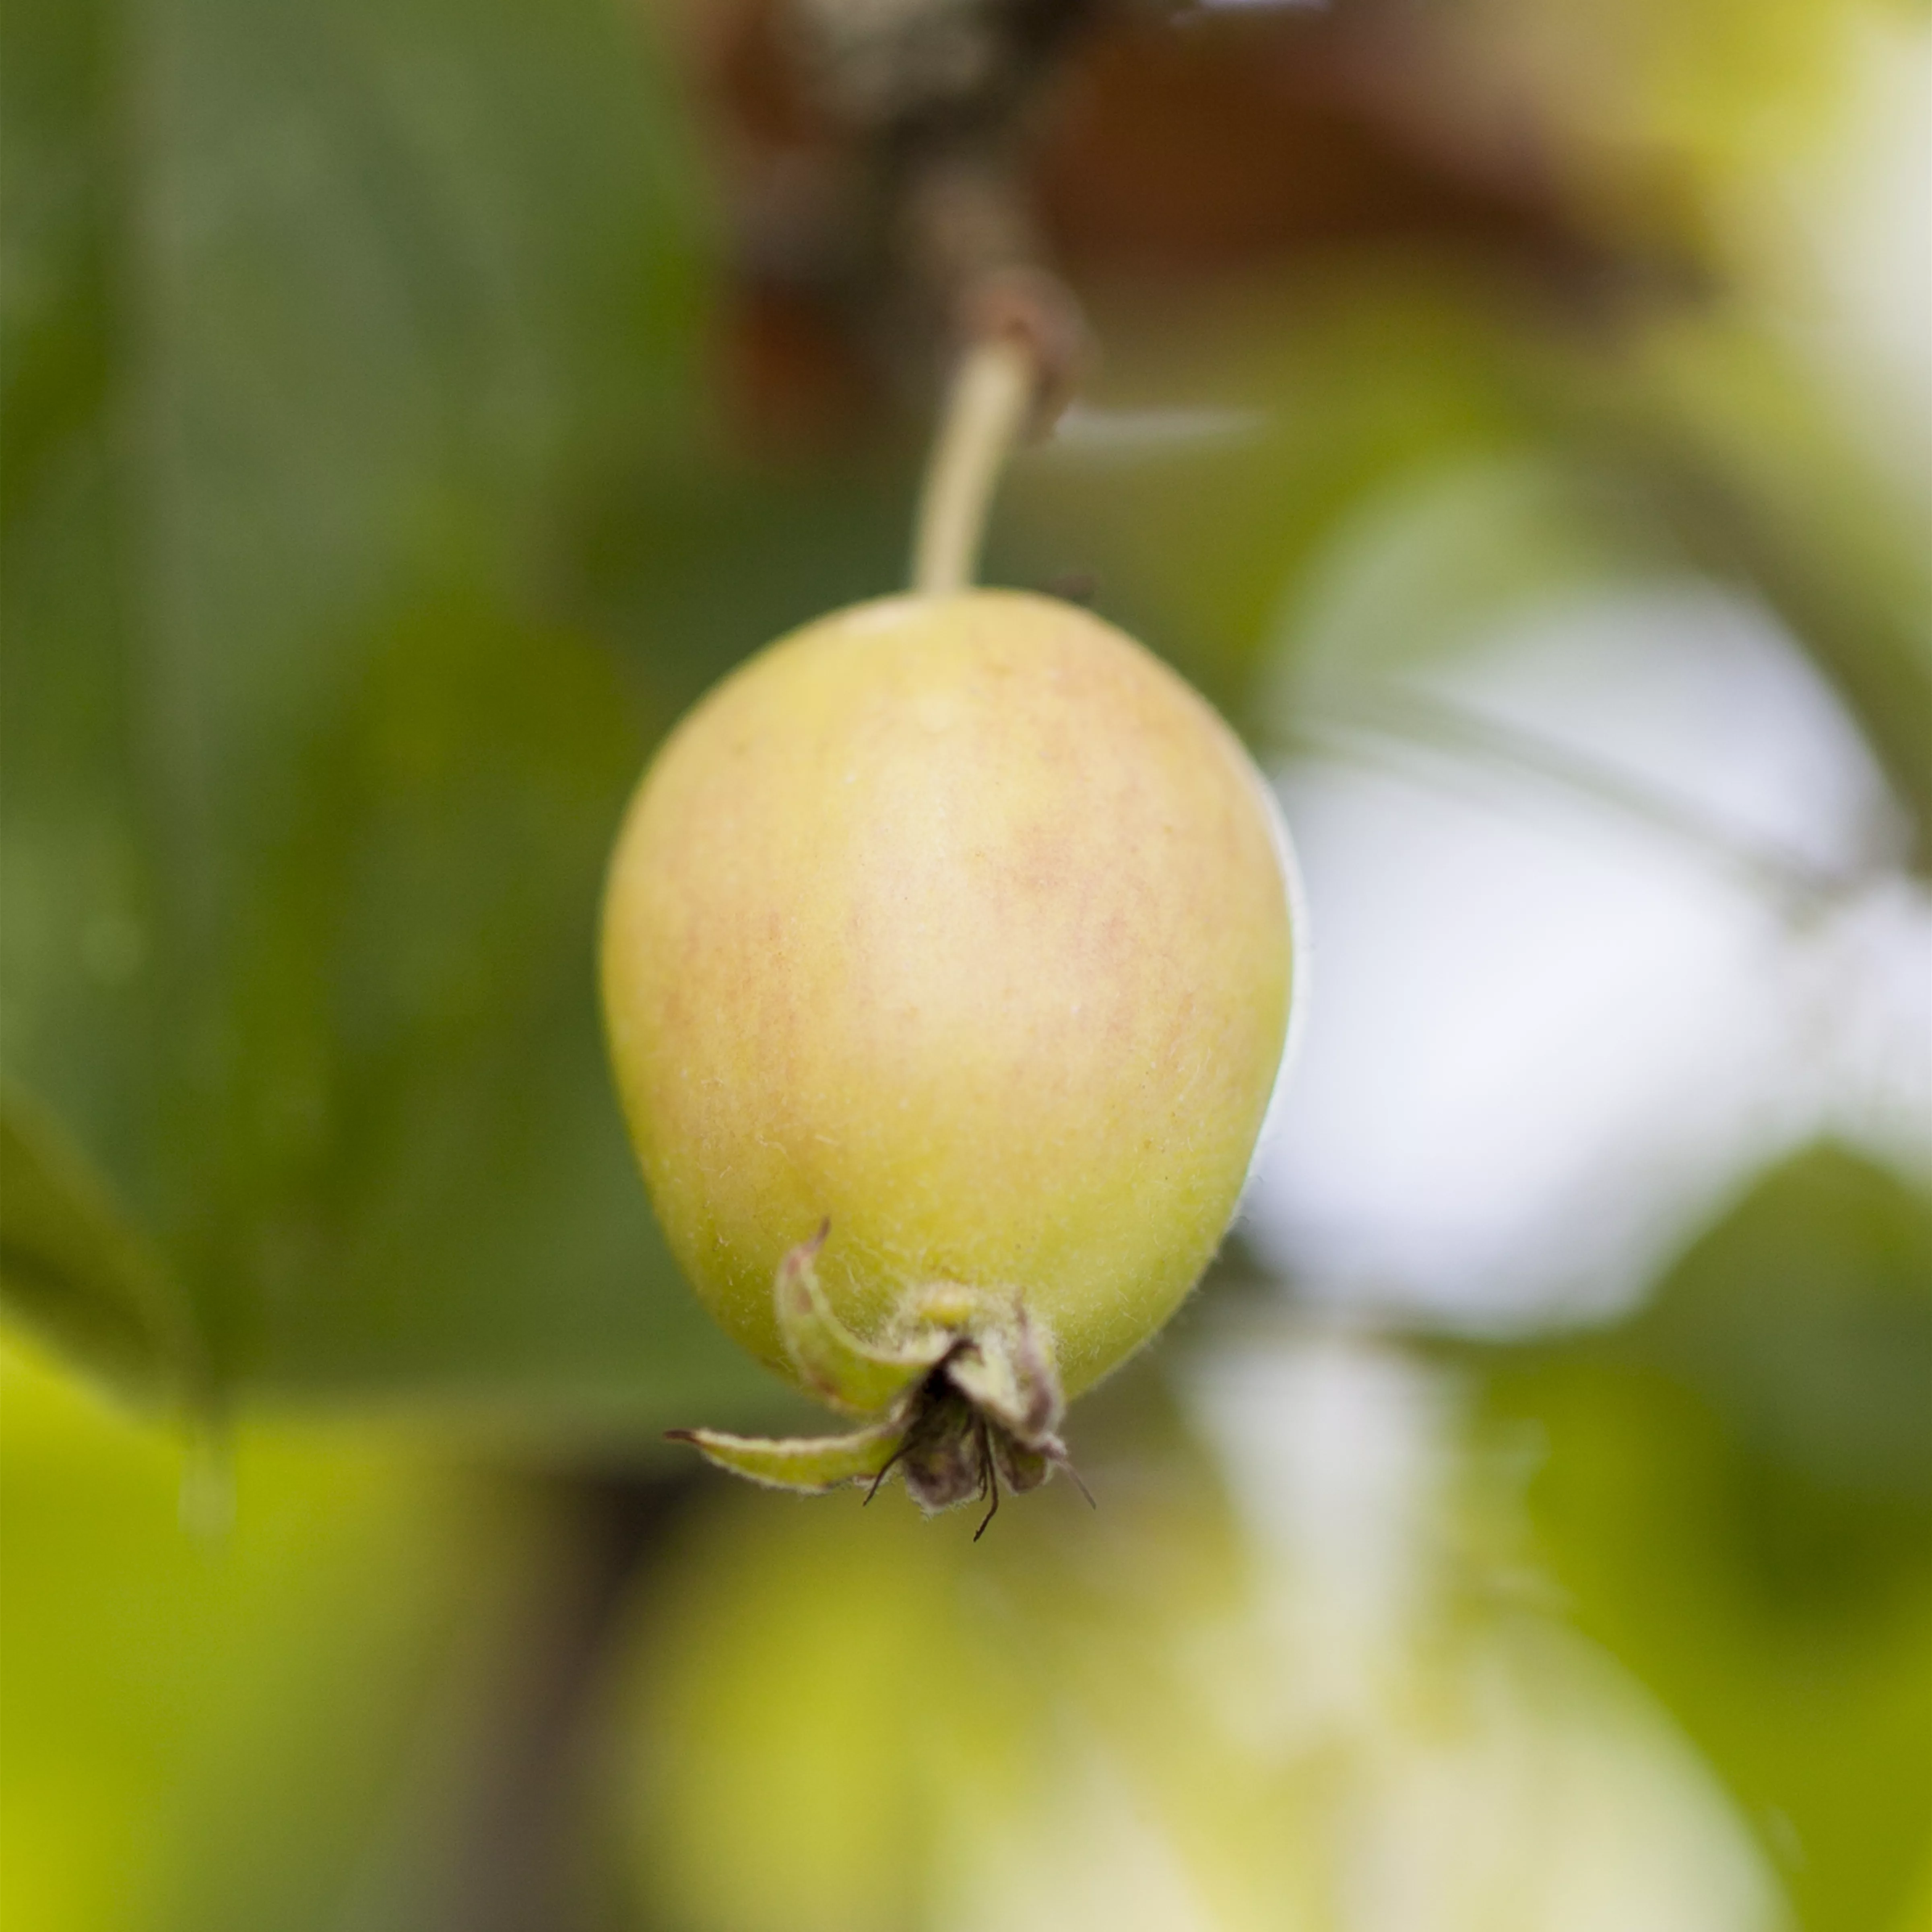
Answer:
(911, 333, 1036, 595)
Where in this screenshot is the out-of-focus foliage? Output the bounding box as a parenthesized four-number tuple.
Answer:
(0, 0, 821, 1430)
(1, 1081, 196, 1400)
(1481, 1146, 1932, 1932)
(616, 1354, 1791, 1932)
(0, 1335, 559, 1932)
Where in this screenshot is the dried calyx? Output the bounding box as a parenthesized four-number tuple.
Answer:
(669, 1225, 1090, 1538)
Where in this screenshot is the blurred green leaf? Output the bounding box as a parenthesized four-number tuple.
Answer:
(0, 0, 803, 1431)
(1480, 1144, 1932, 1932)
(0, 1082, 196, 1402)
(1629, 1142, 1932, 1534)
(0, 1338, 564, 1932)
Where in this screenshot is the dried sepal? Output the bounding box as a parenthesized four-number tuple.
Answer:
(941, 1304, 1061, 1440)
(666, 1415, 908, 1493)
(668, 1226, 1094, 1531)
(987, 1428, 1053, 1495)
(773, 1222, 951, 1416)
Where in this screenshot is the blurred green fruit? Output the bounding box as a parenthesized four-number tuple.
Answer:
(600, 589, 1294, 1509)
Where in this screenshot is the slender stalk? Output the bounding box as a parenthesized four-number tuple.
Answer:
(910, 334, 1036, 595)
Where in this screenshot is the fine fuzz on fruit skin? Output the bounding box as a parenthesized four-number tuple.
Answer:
(601, 589, 1293, 1515)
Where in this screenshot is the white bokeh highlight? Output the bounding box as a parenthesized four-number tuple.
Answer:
(1243, 580, 1932, 1331)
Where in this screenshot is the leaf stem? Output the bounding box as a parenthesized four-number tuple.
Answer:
(910, 333, 1038, 596)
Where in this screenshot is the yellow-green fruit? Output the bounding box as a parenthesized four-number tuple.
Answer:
(600, 589, 1292, 1408)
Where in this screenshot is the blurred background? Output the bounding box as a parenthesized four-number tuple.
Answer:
(3, 0, 1929, 1925)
